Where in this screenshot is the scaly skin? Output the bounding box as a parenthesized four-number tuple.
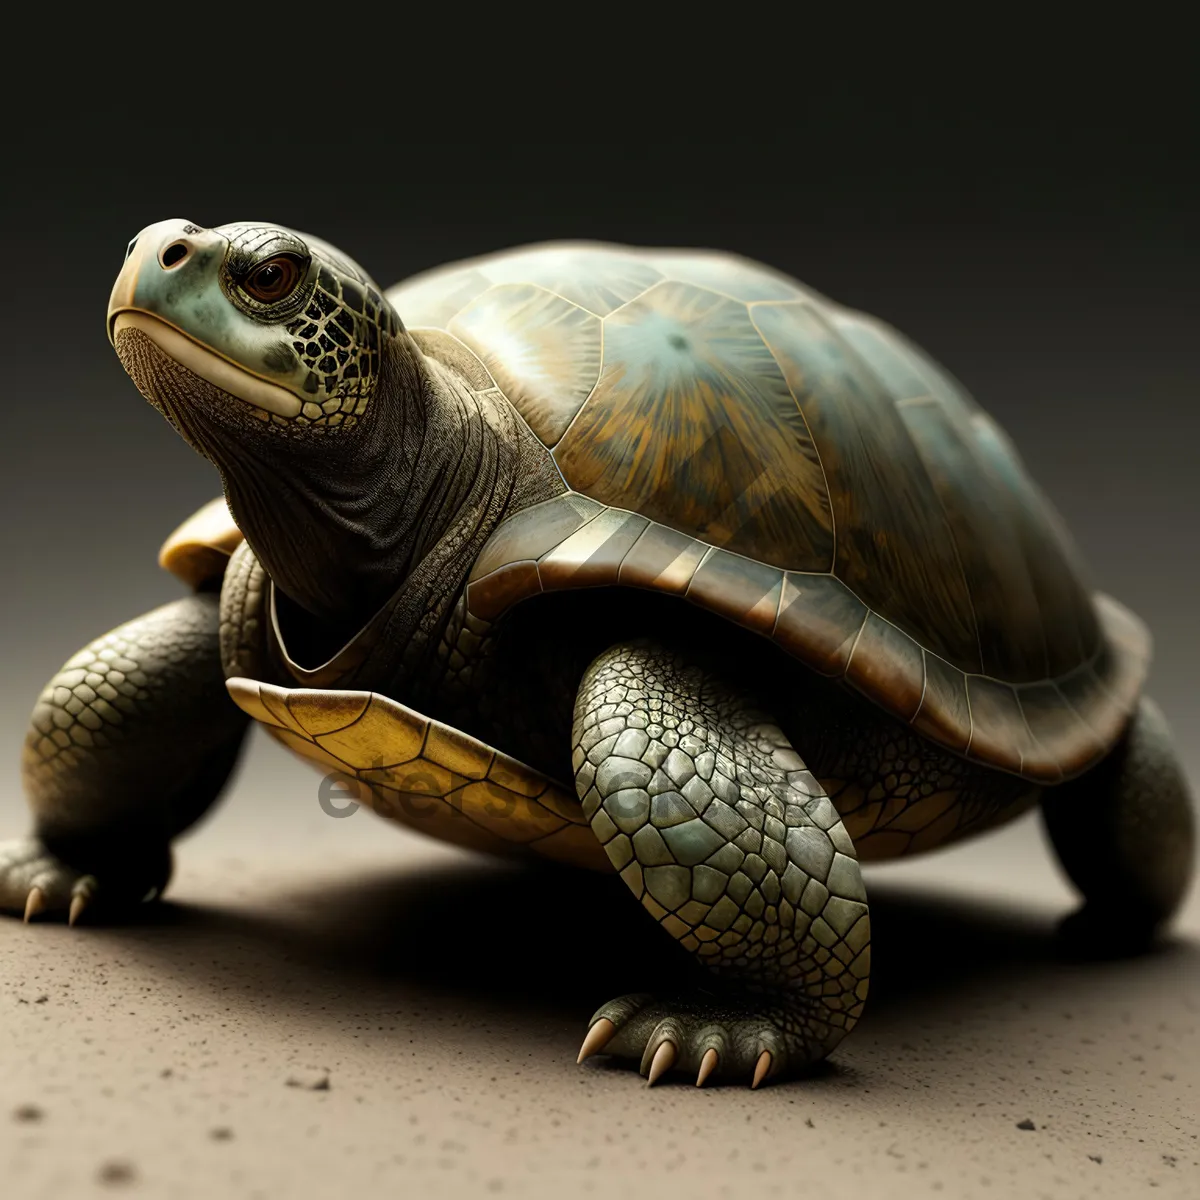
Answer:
(573, 639, 870, 1087)
(1042, 696, 1196, 954)
(0, 593, 249, 922)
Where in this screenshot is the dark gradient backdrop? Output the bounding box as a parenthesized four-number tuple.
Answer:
(2, 124, 1197, 823)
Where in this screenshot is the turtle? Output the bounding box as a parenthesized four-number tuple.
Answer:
(1, 219, 1193, 1091)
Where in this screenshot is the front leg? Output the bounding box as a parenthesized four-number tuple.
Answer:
(573, 639, 870, 1088)
(0, 592, 250, 924)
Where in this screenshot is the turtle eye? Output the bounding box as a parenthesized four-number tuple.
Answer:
(243, 254, 305, 303)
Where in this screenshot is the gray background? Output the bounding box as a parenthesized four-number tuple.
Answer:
(1, 124, 1197, 1197)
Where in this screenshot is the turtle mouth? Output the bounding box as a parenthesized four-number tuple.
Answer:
(110, 311, 302, 420)
(113, 325, 298, 467)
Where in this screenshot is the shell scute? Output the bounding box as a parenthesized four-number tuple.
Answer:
(555, 281, 835, 572)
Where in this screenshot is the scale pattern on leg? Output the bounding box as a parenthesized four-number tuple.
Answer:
(1, 593, 247, 922)
(573, 639, 870, 1085)
(22, 593, 247, 837)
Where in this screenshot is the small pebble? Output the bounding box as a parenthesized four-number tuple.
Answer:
(12, 1104, 44, 1123)
(1016, 1119, 1036, 1131)
(286, 1072, 331, 1091)
(210, 1127, 234, 1142)
(97, 1159, 137, 1187)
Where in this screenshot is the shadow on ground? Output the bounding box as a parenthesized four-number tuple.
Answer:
(96, 857, 1200, 1047)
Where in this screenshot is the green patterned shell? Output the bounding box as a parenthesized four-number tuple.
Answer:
(385, 243, 1149, 785)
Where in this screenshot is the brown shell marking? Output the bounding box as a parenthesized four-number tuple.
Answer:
(225, 677, 608, 871)
(553, 281, 835, 571)
(749, 300, 983, 670)
(966, 410, 1101, 677)
(773, 574, 869, 676)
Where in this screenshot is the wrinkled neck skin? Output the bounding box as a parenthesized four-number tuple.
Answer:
(213, 334, 561, 650)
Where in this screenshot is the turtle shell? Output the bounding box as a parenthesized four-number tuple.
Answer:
(386, 242, 1150, 785)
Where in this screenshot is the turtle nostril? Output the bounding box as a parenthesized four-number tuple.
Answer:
(161, 241, 190, 269)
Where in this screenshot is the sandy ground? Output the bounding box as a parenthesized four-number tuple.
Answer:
(1, 731, 1197, 1200)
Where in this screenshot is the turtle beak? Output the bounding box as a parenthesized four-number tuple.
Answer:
(107, 219, 228, 345)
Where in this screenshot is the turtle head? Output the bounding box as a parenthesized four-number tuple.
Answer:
(108, 218, 403, 442)
(107, 219, 427, 627)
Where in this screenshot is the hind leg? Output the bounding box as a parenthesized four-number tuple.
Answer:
(0, 592, 250, 924)
(1041, 696, 1196, 955)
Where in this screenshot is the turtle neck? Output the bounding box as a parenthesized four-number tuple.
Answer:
(116, 323, 564, 659)
(215, 334, 475, 631)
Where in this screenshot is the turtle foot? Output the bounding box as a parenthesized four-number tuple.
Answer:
(577, 989, 835, 1089)
(0, 837, 170, 926)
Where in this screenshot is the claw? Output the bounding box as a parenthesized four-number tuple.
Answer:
(23, 887, 46, 923)
(646, 1040, 676, 1086)
(696, 1048, 718, 1088)
(68, 893, 89, 928)
(751, 1050, 772, 1090)
(577, 1018, 616, 1064)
